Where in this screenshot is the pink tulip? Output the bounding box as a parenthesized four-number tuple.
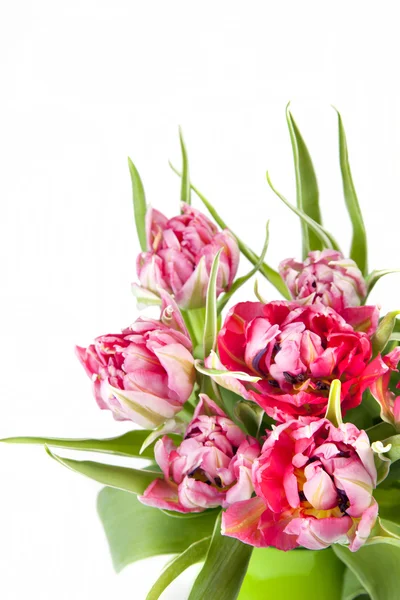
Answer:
(279, 250, 367, 312)
(215, 301, 385, 422)
(370, 347, 400, 430)
(222, 418, 378, 552)
(139, 395, 260, 512)
(75, 292, 195, 428)
(135, 204, 239, 309)
(279, 251, 379, 336)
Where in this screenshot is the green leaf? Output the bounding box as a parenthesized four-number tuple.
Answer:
(373, 487, 400, 524)
(342, 569, 369, 600)
(286, 105, 323, 257)
(0, 430, 156, 459)
(146, 537, 210, 600)
(189, 513, 253, 600)
(333, 537, 400, 600)
(203, 250, 222, 358)
(366, 421, 396, 443)
(371, 311, 400, 356)
(217, 222, 270, 313)
(334, 109, 368, 275)
(366, 269, 400, 297)
(266, 172, 341, 252)
(128, 158, 147, 252)
(139, 419, 186, 454)
(97, 486, 218, 572)
(381, 434, 400, 464)
(325, 379, 343, 427)
(169, 162, 290, 299)
(45, 446, 159, 494)
(179, 127, 191, 206)
(234, 402, 264, 438)
(195, 359, 261, 383)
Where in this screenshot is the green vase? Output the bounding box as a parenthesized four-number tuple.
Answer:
(239, 547, 345, 600)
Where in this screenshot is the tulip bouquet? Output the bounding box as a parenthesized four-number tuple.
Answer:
(4, 108, 400, 600)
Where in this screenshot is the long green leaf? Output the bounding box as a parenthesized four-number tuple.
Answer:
(128, 158, 147, 252)
(373, 488, 400, 525)
(217, 222, 270, 313)
(0, 430, 156, 459)
(97, 486, 218, 572)
(266, 172, 341, 252)
(342, 569, 369, 600)
(45, 446, 159, 494)
(286, 105, 323, 257)
(203, 250, 222, 358)
(366, 421, 395, 443)
(325, 379, 343, 427)
(189, 513, 253, 600)
(169, 162, 290, 299)
(179, 127, 191, 206)
(333, 537, 400, 600)
(335, 109, 368, 275)
(146, 537, 210, 600)
(371, 310, 400, 356)
(366, 269, 400, 297)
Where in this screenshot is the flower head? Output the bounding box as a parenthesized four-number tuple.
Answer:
(75, 292, 195, 428)
(280, 250, 367, 311)
(215, 301, 385, 422)
(135, 204, 239, 309)
(222, 418, 378, 552)
(139, 395, 260, 512)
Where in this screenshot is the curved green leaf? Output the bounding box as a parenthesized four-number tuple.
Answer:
(179, 127, 191, 206)
(169, 162, 290, 299)
(266, 172, 341, 252)
(97, 486, 218, 572)
(371, 310, 400, 356)
(366, 421, 396, 443)
(146, 537, 210, 600)
(189, 513, 253, 600)
(203, 249, 222, 358)
(128, 158, 147, 252)
(286, 105, 322, 257)
(218, 222, 270, 313)
(0, 430, 156, 459)
(45, 446, 159, 494)
(334, 109, 368, 275)
(342, 568, 369, 600)
(333, 536, 400, 600)
(366, 269, 400, 297)
(325, 379, 343, 427)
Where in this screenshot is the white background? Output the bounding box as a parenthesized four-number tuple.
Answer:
(1, 1, 399, 598)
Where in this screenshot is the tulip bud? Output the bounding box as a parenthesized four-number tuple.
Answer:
(279, 250, 367, 312)
(75, 292, 195, 428)
(138, 394, 260, 512)
(135, 205, 239, 309)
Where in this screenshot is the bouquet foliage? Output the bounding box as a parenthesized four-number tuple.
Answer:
(4, 107, 400, 600)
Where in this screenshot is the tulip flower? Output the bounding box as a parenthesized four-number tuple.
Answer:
(215, 301, 385, 422)
(134, 204, 239, 309)
(279, 250, 379, 335)
(370, 347, 400, 430)
(75, 292, 195, 428)
(222, 418, 378, 552)
(139, 395, 260, 512)
(279, 250, 367, 311)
